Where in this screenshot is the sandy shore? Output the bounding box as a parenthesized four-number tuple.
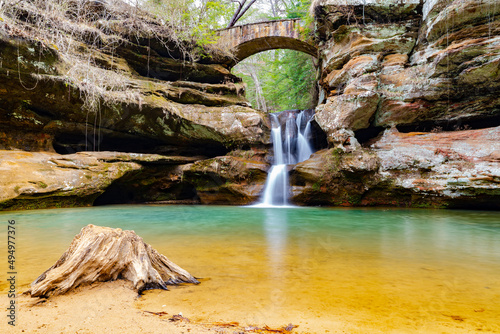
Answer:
(1, 281, 226, 334)
(1, 280, 303, 334)
(2, 278, 500, 334)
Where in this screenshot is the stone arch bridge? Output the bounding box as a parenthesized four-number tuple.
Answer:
(217, 18, 318, 66)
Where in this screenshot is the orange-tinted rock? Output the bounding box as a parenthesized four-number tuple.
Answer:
(290, 126, 500, 209)
(316, 92, 380, 142)
(375, 99, 430, 126)
(315, 0, 500, 133)
(382, 54, 408, 67)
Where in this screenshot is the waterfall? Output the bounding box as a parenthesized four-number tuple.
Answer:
(255, 110, 315, 207)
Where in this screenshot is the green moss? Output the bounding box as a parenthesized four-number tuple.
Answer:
(38, 181, 48, 188)
(347, 194, 362, 205)
(334, 25, 351, 43)
(331, 147, 344, 157)
(312, 182, 321, 191)
(0, 195, 98, 211)
(328, 148, 344, 172)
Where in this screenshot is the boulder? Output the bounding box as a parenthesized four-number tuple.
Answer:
(182, 155, 269, 205)
(0, 150, 140, 210)
(315, 91, 380, 143)
(290, 126, 500, 209)
(0, 150, 203, 210)
(290, 148, 380, 206)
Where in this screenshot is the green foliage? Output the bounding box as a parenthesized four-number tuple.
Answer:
(231, 0, 316, 112)
(266, 50, 316, 111)
(234, 49, 316, 112)
(193, 1, 234, 45)
(142, 0, 235, 46)
(284, 0, 310, 19)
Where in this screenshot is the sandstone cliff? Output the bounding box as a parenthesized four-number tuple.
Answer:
(0, 0, 269, 209)
(297, 0, 500, 208)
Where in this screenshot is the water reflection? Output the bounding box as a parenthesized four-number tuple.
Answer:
(262, 208, 288, 277)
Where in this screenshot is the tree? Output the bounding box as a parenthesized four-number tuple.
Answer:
(142, 0, 234, 44)
(233, 49, 316, 112)
(236, 57, 268, 112)
(227, 0, 258, 27)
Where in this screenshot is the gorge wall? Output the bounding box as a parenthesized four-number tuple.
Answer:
(0, 0, 499, 210)
(292, 0, 500, 208)
(0, 0, 270, 210)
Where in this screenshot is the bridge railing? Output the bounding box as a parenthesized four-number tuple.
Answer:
(216, 18, 302, 32)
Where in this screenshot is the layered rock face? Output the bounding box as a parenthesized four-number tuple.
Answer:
(0, 1, 270, 209)
(0, 25, 269, 154)
(296, 0, 500, 208)
(292, 127, 500, 208)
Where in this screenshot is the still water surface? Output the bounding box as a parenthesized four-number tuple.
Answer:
(2, 205, 500, 333)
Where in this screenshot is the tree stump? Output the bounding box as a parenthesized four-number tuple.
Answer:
(27, 224, 199, 298)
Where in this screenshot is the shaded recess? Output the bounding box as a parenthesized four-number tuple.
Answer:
(355, 126, 385, 145)
(355, 116, 500, 146)
(396, 115, 500, 133)
(52, 131, 228, 157)
(93, 165, 199, 206)
(309, 119, 329, 151)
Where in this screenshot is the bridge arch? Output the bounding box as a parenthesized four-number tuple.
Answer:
(218, 19, 318, 66)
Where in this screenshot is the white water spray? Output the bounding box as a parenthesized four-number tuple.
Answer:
(255, 110, 315, 207)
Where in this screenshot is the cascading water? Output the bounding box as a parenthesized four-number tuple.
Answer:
(255, 110, 315, 207)
(296, 111, 313, 163)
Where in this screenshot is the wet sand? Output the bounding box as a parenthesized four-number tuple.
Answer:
(1, 281, 215, 334)
(2, 277, 499, 334)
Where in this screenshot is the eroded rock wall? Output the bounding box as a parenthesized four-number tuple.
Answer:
(315, 0, 499, 139)
(0, 39, 270, 155)
(2, 0, 499, 210)
(291, 127, 500, 208)
(0, 1, 271, 210)
(297, 0, 500, 208)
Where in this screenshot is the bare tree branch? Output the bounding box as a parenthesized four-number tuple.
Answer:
(227, 0, 258, 28)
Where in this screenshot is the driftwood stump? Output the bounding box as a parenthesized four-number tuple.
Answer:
(27, 224, 199, 298)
